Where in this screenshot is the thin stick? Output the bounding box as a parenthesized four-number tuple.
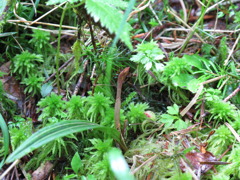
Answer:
(8, 20, 77, 30)
(167, 8, 205, 44)
(44, 56, 74, 83)
(180, 158, 199, 180)
(224, 33, 240, 65)
(73, 60, 89, 95)
(179, 0, 187, 23)
(180, 84, 203, 117)
(223, 86, 240, 102)
(0, 159, 21, 179)
(29, 1, 68, 25)
(225, 122, 240, 143)
(131, 155, 158, 174)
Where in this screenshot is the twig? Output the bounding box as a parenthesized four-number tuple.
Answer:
(73, 60, 88, 95)
(166, 8, 205, 44)
(180, 158, 199, 180)
(180, 75, 227, 117)
(131, 155, 158, 174)
(223, 86, 240, 102)
(180, 84, 203, 117)
(149, 4, 162, 26)
(43, 56, 74, 83)
(127, 0, 150, 21)
(179, 0, 187, 23)
(0, 159, 21, 179)
(225, 122, 240, 142)
(8, 20, 77, 30)
(224, 33, 240, 66)
(29, 1, 68, 25)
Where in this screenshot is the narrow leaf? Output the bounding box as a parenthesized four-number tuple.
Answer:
(6, 120, 120, 163)
(0, 113, 9, 167)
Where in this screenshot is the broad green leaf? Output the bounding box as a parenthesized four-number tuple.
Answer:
(71, 152, 82, 174)
(174, 119, 187, 130)
(6, 120, 120, 163)
(0, 113, 9, 168)
(187, 79, 200, 93)
(183, 55, 203, 70)
(41, 83, 53, 97)
(85, 0, 132, 49)
(160, 114, 174, 128)
(172, 73, 194, 88)
(108, 148, 135, 180)
(167, 104, 179, 115)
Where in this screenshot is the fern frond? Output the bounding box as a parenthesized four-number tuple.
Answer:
(85, 0, 132, 49)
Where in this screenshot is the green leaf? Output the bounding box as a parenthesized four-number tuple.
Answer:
(41, 83, 53, 97)
(183, 54, 203, 69)
(0, 113, 9, 168)
(160, 114, 175, 128)
(85, 0, 132, 49)
(108, 148, 135, 180)
(172, 73, 194, 88)
(6, 120, 120, 163)
(174, 119, 187, 130)
(167, 104, 179, 115)
(71, 152, 82, 174)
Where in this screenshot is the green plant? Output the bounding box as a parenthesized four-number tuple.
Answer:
(208, 125, 234, 155)
(160, 104, 188, 132)
(29, 28, 52, 56)
(5, 120, 120, 164)
(126, 102, 149, 132)
(37, 93, 66, 124)
(84, 138, 114, 179)
(9, 119, 32, 151)
(66, 95, 85, 119)
(21, 75, 44, 96)
(11, 51, 43, 79)
(0, 80, 15, 118)
(130, 40, 165, 85)
(207, 100, 238, 125)
(83, 92, 113, 123)
(220, 145, 240, 178)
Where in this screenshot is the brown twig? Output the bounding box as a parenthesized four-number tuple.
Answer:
(43, 56, 74, 83)
(73, 60, 88, 95)
(223, 86, 240, 102)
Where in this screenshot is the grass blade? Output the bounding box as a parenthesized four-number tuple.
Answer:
(0, 113, 10, 167)
(5, 120, 120, 163)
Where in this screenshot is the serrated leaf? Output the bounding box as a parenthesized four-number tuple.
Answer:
(85, 0, 132, 49)
(167, 104, 179, 115)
